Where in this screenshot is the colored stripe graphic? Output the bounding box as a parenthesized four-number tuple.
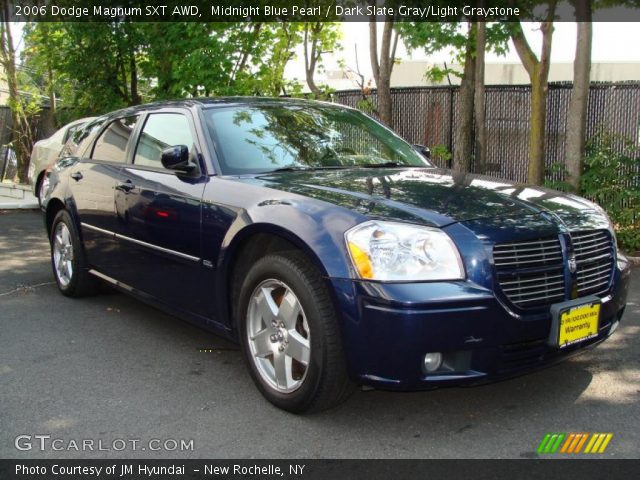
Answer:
(560, 433, 576, 453)
(597, 434, 613, 453)
(585, 433, 614, 453)
(540, 433, 613, 454)
(538, 433, 565, 454)
(537, 434, 552, 454)
(574, 433, 589, 453)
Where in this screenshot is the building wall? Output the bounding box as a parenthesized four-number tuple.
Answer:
(389, 61, 640, 87)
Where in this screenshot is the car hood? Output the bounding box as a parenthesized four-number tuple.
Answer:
(246, 167, 607, 229)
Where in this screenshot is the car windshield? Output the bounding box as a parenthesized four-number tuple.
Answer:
(203, 103, 432, 174)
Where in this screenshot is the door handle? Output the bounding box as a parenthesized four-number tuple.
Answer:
(115, 179, 135, 192)
(70, 171, 83, 181)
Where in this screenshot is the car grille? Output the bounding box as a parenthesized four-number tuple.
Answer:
(572, 230, 615, 296)
(493, 237, 565, 308)
(493, 230, 615, 310)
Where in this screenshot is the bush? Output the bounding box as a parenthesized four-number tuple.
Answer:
(580, 132, 640, 254)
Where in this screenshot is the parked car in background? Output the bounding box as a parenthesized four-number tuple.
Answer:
(28, 117, 95, 203)
(42, 98, 630, 413)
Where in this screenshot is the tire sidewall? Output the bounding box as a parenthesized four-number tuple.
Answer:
(238, 254, 328, 412)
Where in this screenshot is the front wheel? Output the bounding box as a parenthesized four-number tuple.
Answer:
(237, 252, 352, 413)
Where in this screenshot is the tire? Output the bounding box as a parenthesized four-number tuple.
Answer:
(50, 209, 98, 297)
(237, 251, 353, 413)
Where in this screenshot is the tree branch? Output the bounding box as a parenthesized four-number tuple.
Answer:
(510, 22, 538, 77)
(369, 19, 379, 84)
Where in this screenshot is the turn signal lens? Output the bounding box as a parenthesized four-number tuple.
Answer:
(348, 241, 374, 279)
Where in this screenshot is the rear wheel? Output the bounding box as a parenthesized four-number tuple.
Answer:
(238, 252, 352, 413)
(36, 172, 48, 207)
(50, 210, 98, 297)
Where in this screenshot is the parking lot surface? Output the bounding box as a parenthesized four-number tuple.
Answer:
(1, 210, 638, 459)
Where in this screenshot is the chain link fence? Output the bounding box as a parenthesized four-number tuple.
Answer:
(333, 82, 640, 185)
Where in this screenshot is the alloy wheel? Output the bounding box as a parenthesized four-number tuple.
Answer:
(246, 279, 311, 393)
(52, 222, 74, 287)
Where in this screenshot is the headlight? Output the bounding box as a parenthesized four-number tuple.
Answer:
(345, 220, 465, 281)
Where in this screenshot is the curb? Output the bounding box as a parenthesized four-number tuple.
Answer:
(626, 255, 640, 266)
(0, 183, 39, 210)
(0, 205, 39, 210)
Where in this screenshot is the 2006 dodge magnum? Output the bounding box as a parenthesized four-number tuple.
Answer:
(43, 98, 631, 412)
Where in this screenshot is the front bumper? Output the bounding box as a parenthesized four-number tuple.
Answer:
(330, 256, 631, 390)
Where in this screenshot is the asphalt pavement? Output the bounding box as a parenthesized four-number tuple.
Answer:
(1, 210, 638, 459)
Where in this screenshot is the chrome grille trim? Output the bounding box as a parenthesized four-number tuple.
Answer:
(493, 229, 615, 310)
(493, 236, 565, 308)
(571, 230, 614, 297)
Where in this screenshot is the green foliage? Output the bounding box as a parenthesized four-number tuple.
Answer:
(396, 21, 511, 78)
(542, 133, 639, 252)
(580, 132, 640, 253)
(356, 98, 376, 114)
(544, 162, 572, 192)
(429, 144, 453, 166)
(22, 21, 327, 118)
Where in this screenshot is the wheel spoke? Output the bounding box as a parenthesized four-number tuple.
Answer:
(65, 260, 73, 280)
(286, 331, 310, 365)
(256, 287, 278, 323)
(277, 290, 301, 329)
(251, 327, 274, 358)
(273, 351, 292, 390)
(61, 225, 70, 245)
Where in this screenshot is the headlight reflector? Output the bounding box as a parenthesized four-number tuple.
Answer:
(345, 221, 464, 281)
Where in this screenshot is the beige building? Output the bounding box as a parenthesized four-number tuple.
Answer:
(391, 61, 640, 87)
(324, 61, 640, 90)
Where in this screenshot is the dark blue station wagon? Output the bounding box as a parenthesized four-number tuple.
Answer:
(43, 98, 631, 412)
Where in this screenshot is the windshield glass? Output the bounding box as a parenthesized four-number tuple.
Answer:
(203, 103, 432, 174)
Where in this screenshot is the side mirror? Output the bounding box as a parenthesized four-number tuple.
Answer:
(160, 145, 196, 174)
(413, 144, 431, 159)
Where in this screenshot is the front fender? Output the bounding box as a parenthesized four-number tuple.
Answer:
(219, 198, 363, 280)
(203, 177, 367, 328)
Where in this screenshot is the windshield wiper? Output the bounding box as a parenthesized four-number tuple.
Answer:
(360, 161, 406, 168)
(268, 165, 350, 173)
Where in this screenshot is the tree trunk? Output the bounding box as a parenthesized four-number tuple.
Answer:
(130, 53, 140, 105)
(452, 25, 476, 173)
(510, 1, 556, 185)
(566, 1, 592, 192)
(474, 20, 487, 174)
(304, 23, 321, 96)
(369, 19, 398, 128)
(0, 14, 31, 184)
(40, 24, 57, 126)
(529, 68, 548, 185)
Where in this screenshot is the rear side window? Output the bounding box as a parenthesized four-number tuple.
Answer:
(62, 118, 106, 158)
(62, 123, 81, 144)
(91, 116, 139, 163)
(134, 113, 194, 168)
